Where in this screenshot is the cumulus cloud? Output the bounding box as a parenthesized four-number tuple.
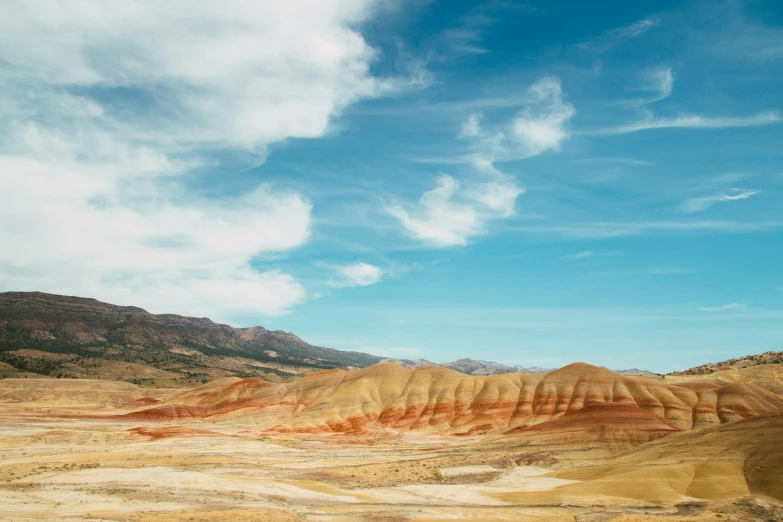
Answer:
(386, 174, 523, 247)
(700, 303, 748, 312)
(0, 0, 396, 320)
(681, 188, 760, 213)
(328, 262, 384, 288)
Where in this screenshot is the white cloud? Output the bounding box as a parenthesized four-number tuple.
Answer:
(700, 303, 748, 312)
(681, 188, 760, 213)
(0, 0, 398, 320)
(0, 0, 390, 149)
(457, 77, 575, 170)
(594, 111, 781, 135)
(464, 175, 522, 217)
(512, 77, 576, 157)
(387, 175, 483, 247)
(386, 174, 523, 247)
(389, 77, 571, 247)
(557, 251, 595, 261)
(459, 114, 482, 138)
(328, 262, 383, 288)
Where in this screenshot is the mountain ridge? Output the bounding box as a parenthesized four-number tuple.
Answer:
(0, 291, 669, 384)
(0, 291, 385, 384)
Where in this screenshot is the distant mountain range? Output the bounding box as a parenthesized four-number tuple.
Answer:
(381, 358, 554, 375)
(0, 292, 655, 385)
(0, 292, 382, 385)
(381, 358, 654, 376)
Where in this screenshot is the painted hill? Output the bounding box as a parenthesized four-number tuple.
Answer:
(121, 362, 783, 441)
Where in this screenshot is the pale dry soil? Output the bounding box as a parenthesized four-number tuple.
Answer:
(0, 415, 778, 522)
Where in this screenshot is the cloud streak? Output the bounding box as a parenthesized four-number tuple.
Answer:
(513, 220, 783, 239)
(578, 17, 660, 54)
(592, 111, 781, 136)
(700, 303, 748, 312)
(557, 251, 595, 261)
(681, 188, 760, 213)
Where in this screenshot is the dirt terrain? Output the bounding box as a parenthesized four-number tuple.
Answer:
(0, 361, 781, 521)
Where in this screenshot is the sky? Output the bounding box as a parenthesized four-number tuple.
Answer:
(0, 0, 781, 373)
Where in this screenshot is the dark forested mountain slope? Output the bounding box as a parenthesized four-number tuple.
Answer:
(0, 292, 383, 384)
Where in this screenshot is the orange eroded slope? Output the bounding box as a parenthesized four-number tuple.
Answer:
(121, 362, 783, 438)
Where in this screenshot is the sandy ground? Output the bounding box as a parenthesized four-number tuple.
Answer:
(0, 415, 590, 521)
(2, 415, 781, 522)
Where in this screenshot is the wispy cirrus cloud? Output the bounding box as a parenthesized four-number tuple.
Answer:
(700, 303, 748, 312)
(513, 220, 783, 239)
(592, 111, 781, 136)
(640, 67, 673, 105)
(578, 17, 660, 54)
(557, 251, 595, 261)
(557, 251, 625, 261)
(615, 267, 693, 276)
(436, 2, 532, 57)
(680, 188, 760, 213)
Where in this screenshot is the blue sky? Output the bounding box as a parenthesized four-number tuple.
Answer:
(0, 0, 781, 372)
